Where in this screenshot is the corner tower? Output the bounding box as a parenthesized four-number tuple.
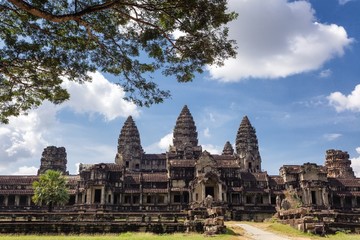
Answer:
(115, 116, 143, 170)
(325, 149, 355, 179)
(171, 105, 202, 159)
(38, 146, 68, 175)
(235, 116, 261, 172)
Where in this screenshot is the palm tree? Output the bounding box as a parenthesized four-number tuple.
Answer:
(32, 170, 69, 212)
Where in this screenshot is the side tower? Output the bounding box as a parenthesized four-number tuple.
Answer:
(38, 146, 68, 175)
(170, 105, 202, 159)
(115, 116, 144, 171)
(222, 141, 234, 155)
(235, 116, 261, 172)
(325, 149, 355, 179)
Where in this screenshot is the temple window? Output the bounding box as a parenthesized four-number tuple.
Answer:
(124, 196, 131, 204)
(174, 195, 181, 203)
(158, 195, 165, 204)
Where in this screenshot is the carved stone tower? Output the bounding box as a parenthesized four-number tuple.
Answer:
(325, 149, 355, 178)
(222, 141, 234, 155)
(115, 116, 143, 171)
(171, 105, 202, 159)
(38, 146, 68, 175)
(235, 116, 261, 172)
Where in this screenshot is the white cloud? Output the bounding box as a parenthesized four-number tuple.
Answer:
(203, 128, 211, 138)
(351, 147, 360, 177)
(0, 71, 139, 174)
(339, 0, 354, 5)
(208, 0, 352, 81)
(327, 84, 360, 112)
(144, 132, 173, 153)
(323, 133, 342, 141)
(319, 69, 332, 78)
(0, 101, 57, 171)
(202, 144, 222, 155)
(12, 166, 38, 175)
(158, 133, 173, 151)
(62, 71, 139, 121)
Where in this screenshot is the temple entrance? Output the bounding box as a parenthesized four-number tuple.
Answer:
(205, 186, 214, 198)
(94, 189, 101, 203)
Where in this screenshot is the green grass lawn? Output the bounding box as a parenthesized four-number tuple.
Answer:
(0, 230, 241, 240)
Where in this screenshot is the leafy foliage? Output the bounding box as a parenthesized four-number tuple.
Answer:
(32, 170, 69, 211)
(0, 0, 237, 123)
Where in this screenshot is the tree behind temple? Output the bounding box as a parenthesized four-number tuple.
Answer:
(32, 170, 69, 212)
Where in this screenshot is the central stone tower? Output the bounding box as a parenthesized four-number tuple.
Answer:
(115, 116, 143, 170)
(236, 116, 262, 172)
(170, 105, 202, 159)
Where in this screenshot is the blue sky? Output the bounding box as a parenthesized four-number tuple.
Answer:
(1, 0, 360, 176)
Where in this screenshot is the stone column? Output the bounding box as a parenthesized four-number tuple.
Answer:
(340, 196, 344, 208)
(101, 186, 106, 204)
(4, 196, 8, 206)
(27, 196, 31, 206)
(352, 197, 356, 208)
(202, 184, 205, 201)
(15, 195, 19, 206)
(218, 183, 222, 201)
(86, 188, 92, 204)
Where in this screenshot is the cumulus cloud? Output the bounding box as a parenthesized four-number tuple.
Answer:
(12, 166, 38, 175)
(0, 101, 57, 172)
(319, 69, 332, 78)
(339, 0, 354, 5)
(327, 84, 360, 112)
(0, 71, 139, 174)
(62, 71, 139, 121)
(202, 144, 222, 155)
(208, 0, 352, 81)
(351, 147, 360, 177)
(323, 133, 342, 141)
(144, 133, 173, 153)
(203, 128, 211, 138)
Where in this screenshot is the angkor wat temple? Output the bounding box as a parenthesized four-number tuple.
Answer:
(1, 105, 360, 222)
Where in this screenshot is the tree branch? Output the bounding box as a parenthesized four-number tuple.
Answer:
(7, 0, 119, 23)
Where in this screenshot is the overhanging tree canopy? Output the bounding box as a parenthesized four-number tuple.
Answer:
(0, 0, 237, 123)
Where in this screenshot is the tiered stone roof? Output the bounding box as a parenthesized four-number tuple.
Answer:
(222, 141, 234, 155)
(173, 105, 198, 149)
(38, 146, 67, 175)
(116, 116, 143, 164)
(325, 149, 355, 179)
(235, 116, 259, 154)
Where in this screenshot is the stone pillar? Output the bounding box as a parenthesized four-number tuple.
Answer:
(15, 195, 19, 206)
(27, 196, 31, 206)
(307, 189, 311, 205)
(4, 196, 8, 206)
(352, 197, 356, 208)
(340, 196, 344, 208)
(101, 187, 105, 204)
(202, 184, 205, 201)
(86, 188, 92, 204)
(322, 188, 329, 207)
(218, 183, 222, 201)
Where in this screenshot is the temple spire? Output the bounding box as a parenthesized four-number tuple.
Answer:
(173, 105, 198, 149)
(235, 116, 261, 172)
(222, 141, 234, 155)
(115, 116, 143, 170)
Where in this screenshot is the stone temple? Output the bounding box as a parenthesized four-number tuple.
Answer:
(0, 105, 359, 222)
